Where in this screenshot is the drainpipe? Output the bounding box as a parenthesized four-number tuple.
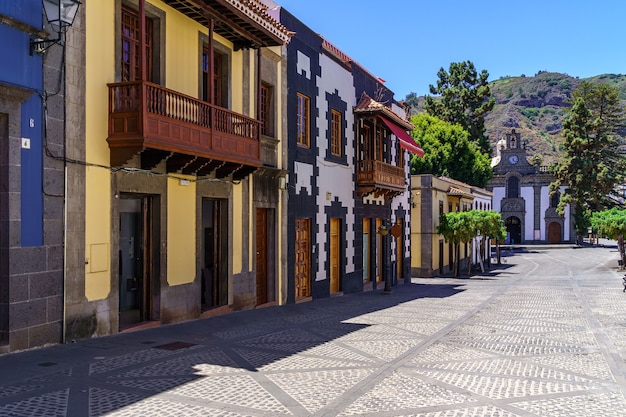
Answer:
(61, 18, 69, 344)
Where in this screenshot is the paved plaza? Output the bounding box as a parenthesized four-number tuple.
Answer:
(2, 244, 626, 416)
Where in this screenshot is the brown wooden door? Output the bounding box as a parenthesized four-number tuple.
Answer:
(330, 218, 340, 293)
(121, 5, 153, 82)
(548, 222, 561, 243)
(295, 218, 311, 298)
(202, 48, 224, 106)
(256, 208, 268, 305)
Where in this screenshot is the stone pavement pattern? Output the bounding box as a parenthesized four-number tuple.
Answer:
(2, 245, 626, 416)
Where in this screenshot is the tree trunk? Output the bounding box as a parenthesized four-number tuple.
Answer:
(619, 234, 625, 270)
(497, 240, 501, 265)
(467, 240, 472, 277)
(477, 237, 485, 273)
(454, 243, 460, 277)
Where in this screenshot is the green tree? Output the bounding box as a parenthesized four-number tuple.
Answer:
(591, 208, 626, 267)
(437, 211, 473, 277)
(550, 81, 626, 238)
(531, 154, 544, 167)
(571, 81, 624, 136)
(424, 60, 495, 154)
(410, 114, 492, 187)
(403, 92, 421, 116)
(481, 210, 507, 265)
(437, 210, 506, 276)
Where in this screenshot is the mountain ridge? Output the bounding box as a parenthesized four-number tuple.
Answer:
(408, 72, 626, 164)
(486, 72, 626, 164)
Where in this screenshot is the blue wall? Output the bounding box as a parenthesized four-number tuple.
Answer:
(21, 95, 44, 247)
(0, 0, 43, 91)
(0, 0, 42, 28)
(1, 1, 45, 246)
(0, 25, 43, 90)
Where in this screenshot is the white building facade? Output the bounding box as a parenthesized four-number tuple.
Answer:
(488, 129, 574, 244)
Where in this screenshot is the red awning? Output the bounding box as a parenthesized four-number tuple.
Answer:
(378, 116, 424, 156)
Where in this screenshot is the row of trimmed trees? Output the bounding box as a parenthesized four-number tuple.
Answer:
(437, 210, 507, 277)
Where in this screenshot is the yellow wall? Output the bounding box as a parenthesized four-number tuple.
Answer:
(432, 189, 446, 271)
(167, 177, 197, 285)
(231, 50, 243, 113)
(85, 0, 253, 296)
(85, 168, 112, 299)
(162, 4, 203, 96)
(410, 193, 422, 269)
(85, 0, 115, 300)
(232, 182, 243, 274)
(411, 176, 475, 275)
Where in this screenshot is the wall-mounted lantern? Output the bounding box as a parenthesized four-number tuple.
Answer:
(30, 0, 81, 55)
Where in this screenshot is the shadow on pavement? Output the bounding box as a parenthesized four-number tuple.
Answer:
(0, 281, 469, 415)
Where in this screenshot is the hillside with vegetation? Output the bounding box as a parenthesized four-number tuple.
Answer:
(485, 72, 626, 163)
(409, 72, 626, 164)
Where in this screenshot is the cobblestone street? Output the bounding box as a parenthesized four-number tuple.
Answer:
(2, 245, 626, 416)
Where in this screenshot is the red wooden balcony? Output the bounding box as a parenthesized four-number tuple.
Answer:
(357, 159, 407, 198)
(107, 81, 261, 178)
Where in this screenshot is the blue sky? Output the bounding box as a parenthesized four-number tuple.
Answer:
(275, 0, 626, 99)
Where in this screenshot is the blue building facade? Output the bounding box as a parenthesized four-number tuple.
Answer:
(0, 1, 66, 352)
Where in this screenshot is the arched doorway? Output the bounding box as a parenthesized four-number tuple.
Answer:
(547, 222, 561, 243)
(505, 216, 522, 244)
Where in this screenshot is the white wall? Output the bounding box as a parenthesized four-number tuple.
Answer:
(314, 54, 356, 282)
(539, 186, 550, 240)
(390, 103, 412, 261)
(521, 186, 534, 240)
(492, 187, 505, 212)
(561, 186, 571, 240)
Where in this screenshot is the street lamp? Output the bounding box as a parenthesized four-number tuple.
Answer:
(31, 0, 81, 55)
(378, 223, 392, 295)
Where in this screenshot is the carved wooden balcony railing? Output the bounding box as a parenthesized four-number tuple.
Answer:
(107, 81, 261, 178)
(356, 159, 407, 198)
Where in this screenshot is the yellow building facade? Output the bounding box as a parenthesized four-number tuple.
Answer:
(410, 175, 475, 277)
(65, 0, 291, 339)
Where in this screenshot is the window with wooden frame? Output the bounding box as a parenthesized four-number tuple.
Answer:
(375, 125, 384, 161)
(261, 83, 272, 137)
(397, 146, 405, 167)
(213, 52, 223, 106)
(297, 93, 310, 147)
(121, 5, 153, 82)
(202, 47, 225, 106)
(362, 124, 372, 159)
(330, 109, 341, 156)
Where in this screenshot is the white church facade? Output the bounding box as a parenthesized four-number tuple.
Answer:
(487, 129, 575, 244)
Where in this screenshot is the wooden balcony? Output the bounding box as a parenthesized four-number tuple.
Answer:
(357, 159, 407, 198)
(107, 81, 261, 178)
